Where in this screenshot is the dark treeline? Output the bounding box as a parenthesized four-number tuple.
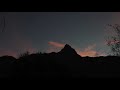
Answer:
(0, 44, 120, 79)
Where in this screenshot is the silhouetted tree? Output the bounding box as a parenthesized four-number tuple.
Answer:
(18, 51, 30, 59)
(106, 24, 120, 56)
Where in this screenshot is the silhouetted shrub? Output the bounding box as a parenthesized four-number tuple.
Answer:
(1, 44, 120, 79)
(18, 51, 30, 59)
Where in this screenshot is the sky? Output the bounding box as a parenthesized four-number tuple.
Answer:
(0, 12, 120, 58)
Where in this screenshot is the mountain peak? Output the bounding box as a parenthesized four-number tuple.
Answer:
(64, 44, 71, 48)
(58, 44, 79, 56)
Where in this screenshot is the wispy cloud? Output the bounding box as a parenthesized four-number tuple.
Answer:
(76, 44, 96, 57)
(47, 41, 106, 57)
(47, 41, 65, 53)
(48, 41, 65, 48)
(76, 44, 106, 57)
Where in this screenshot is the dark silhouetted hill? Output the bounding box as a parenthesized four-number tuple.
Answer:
(58, 44, 79, 57)
(0, 56, 16, 78)
(0, 44, 120, 79)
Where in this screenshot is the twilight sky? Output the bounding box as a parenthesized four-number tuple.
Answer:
(0, 12, 120, 58)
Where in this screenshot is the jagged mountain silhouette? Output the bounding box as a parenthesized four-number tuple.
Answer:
(58, 44, 79, 57)
(1, 44, 120, 79)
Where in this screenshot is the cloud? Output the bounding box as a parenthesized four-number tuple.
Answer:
(76, 49, 98, 57)
(47, 41, 106, 57)
(48, 41, 65, 48)
(47, 41, 65, 53)
(76, 44, 97, 57)
(76, 44, 106, 57)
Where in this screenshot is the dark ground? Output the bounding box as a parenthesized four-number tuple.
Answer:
(0, 44, 120, 79)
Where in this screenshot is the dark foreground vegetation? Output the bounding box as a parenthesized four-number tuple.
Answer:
(0, 44, 120, 79)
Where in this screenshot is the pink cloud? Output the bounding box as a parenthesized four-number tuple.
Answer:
(47, 41, 65, 53)
(76, 44, 97, 57)
(77, 50, 97, 57)
(47, 41, 106, 57)
(76, 44, 106, 57)
(48, 41, 65, 48)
